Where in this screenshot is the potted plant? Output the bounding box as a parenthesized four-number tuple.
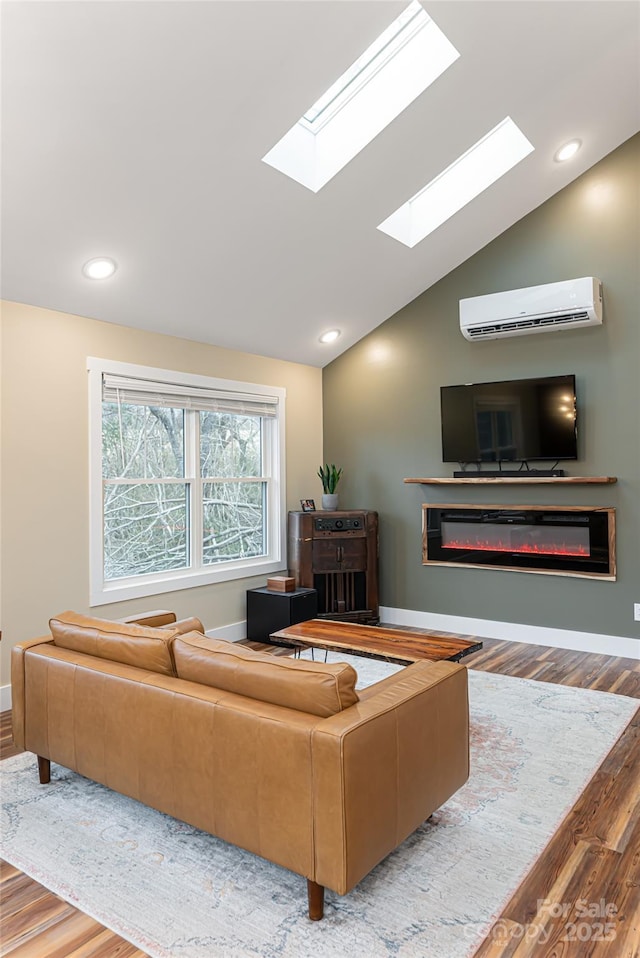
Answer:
(317, 463, 343, 510)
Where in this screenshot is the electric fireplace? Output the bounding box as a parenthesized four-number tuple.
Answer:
(422, 504, 615, 579)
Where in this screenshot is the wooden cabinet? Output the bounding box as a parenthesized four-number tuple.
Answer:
(312, 538, 367, 572)
(288, 511, 379, 624)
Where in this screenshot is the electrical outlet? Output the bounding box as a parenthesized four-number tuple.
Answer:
(635, 603, 640, 622)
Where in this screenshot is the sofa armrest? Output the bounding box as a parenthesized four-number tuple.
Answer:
(311, 660, 469, 895)
(118, 610, 177, 628)
(11, 635, 55, 749)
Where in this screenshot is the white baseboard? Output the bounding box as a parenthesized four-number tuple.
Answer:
(380, 607, 640, 660)
(1, 684, 12, 712)
(205, 620, 246, 643)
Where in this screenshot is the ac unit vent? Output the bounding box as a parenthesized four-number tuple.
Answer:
(467, 310, 591, 340)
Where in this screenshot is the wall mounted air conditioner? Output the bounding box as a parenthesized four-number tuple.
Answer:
(459, 277, 603, 341)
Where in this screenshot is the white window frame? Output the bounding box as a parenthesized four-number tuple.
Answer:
(88, 357, 286, 606)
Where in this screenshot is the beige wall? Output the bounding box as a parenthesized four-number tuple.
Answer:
(0, 302, 323, 685)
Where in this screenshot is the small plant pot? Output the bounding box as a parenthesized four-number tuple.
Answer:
(321, 494, 339, 511)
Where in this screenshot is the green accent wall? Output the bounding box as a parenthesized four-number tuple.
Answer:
(323, 134, 640, 641)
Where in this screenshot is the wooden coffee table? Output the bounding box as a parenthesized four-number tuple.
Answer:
(269, 619, 482, 665)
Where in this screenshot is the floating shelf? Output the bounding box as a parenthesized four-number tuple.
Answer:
(404, 476, 617, 485)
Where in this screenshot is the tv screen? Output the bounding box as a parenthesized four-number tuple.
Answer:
(440, 374, 577, 463)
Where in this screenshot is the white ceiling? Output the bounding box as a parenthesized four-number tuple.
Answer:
(2, 1, 639, 367)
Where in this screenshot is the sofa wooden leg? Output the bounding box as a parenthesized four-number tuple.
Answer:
(37, 756, 50, 784)
(307, 879, 324, 920)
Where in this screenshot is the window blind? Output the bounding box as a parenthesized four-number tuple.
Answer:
(102, 374, 279, 418)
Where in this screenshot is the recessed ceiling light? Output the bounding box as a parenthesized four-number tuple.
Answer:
(319, 329, 341, 344)
(554, 139, 581, 163)
(263, 1, 459, 192)
(82, 257, 117, 280)
(377, 116, 534, 248)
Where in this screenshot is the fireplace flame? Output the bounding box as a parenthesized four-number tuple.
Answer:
(442, 538, 590, 557)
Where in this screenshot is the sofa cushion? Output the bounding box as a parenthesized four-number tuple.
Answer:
(49, 611, 178, 675)
(173, 633, 359, 717)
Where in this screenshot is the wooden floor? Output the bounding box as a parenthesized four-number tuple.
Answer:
(2, 636, 639, 957)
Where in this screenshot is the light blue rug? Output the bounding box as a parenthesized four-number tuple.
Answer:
(1, 663, 636, 958)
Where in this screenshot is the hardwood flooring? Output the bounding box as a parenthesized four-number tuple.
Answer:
(1, 636, 639, 957)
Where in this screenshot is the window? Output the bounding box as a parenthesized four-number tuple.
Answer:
(88, 359, 286, 605)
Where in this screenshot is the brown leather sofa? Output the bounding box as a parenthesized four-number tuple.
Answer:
(11, 610, 470, 920)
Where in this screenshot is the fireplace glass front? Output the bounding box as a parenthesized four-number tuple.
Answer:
(424, 506, 614, 578)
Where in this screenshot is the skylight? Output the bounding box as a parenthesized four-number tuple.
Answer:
(377, 117, 534, 247)
(299, 1, 426, 131)
(262, 2, 460, 193)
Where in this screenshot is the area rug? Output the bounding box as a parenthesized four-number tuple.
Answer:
(2, 663, 637, 958)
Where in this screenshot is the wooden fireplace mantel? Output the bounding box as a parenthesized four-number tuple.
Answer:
(404, 476, 617, 486)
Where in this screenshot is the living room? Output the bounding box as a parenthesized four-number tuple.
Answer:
(2, 2, 639, 956)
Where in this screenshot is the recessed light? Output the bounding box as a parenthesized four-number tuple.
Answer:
(319, 329, 341, 344)
(82, 257, 117, 279)
(554, 139, 581, 163)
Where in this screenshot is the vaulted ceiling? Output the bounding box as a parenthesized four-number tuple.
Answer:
(2, 1, 639, 366)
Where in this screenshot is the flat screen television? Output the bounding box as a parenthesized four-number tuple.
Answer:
(440, 374, 577, 463)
